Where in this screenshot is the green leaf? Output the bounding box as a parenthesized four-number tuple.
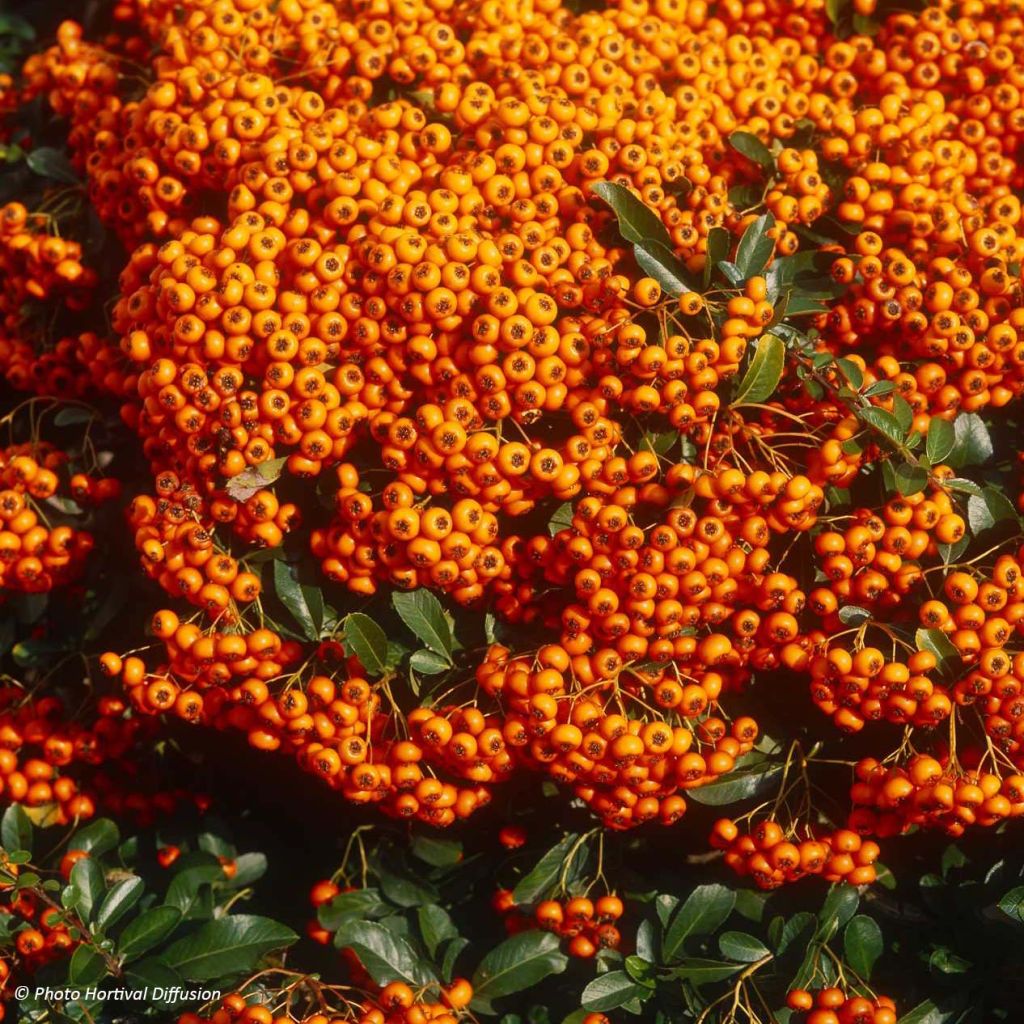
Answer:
(899, 1001, 955, 1024)
(928, 947, 971, 974)
(343, 613, 389, 677)
(393, 590, 453, 661)
(165, 863, 225, 915)
(735, 213, 776, 278)
(837, 606, 871, 626)
(815, 886, 859, 942)
(634, 240, 693, 297)
(162, 915, 298, 982)
(662, 884, 735, 964)
(671, 958, 744, 985)
(343, 920, 436, 986)
(705, 227, 730, 288)
(548, 502, 574, 536)
(411, 835, 462, 867)
(319, 889, 388, 931)
(68, 945, 108, 987)
(843, 915, 882, 979)
(440, 935, 469, 982)
(124, 957, 185, 992)
(1, 805, 32, 854)
(94, 876, 144, 933)
(733, 333, 785, 405)
(68, 819, 119, 858)
(719, 932, 770, 963)
(686, 757, 783, 806)
(513, 834, 583, 905)
(471, 931, 568, 1013)
(591, 181, 671, 248)
(894, 462, 928, 497)
(582, 970, 650, 1011)
(858, 406, 905, 446)
(915, 628, 960, 681)
(26, 147, 78, 184)
(117, 906, 183, 961)
(967, 487, 1018, 535)
(635, 919, 657, 962)
(229, 852, 268, 889)
(728, 131, 774, 170)
(623, 955, 656, 985)
(409, 650, 450, 675)
(997, 885, 1024, 923)
(273, 560, 321, 641)
(949, 413, 992, 468)
(70, 858, 107, 922)
(772, 911, 814, 955)
(418, 904, 458, 958)
(926, 418, 955, 465)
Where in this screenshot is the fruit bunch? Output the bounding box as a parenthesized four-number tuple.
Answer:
(0, 442, 117, 594)
(786, 987, 899, 1024)
(493, 890, 625, 960)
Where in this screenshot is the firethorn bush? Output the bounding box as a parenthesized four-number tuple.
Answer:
(2, 0, 1024, 1018)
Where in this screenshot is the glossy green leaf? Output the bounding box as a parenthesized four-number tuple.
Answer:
(591, 181, 671, 248)
(733, 333, 785, 405)
(843, 915, 883, 979)
(581, 970, 650, 1011)
(926, 418, 955, 465)
(719, 931, 770, 963)
(662, 884, 735, 963)
(728, 131, 774, 170)
(393, 589, 453, 661)
(117, 906, 183, 961)
(471, 931, 568, 1013)
(633, 239, 693, 297)
(161, 915, 298, 981)
(343, 613, 389, 677)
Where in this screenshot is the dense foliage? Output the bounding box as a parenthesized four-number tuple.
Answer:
(1, 0, 1024, 1020)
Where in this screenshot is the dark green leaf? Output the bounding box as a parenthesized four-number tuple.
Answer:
(949, 413, 993, 468)
(967, 488, 1018, 536)
(26, 147, 78, 184)
(671, 958, 744, 985)
(718, 932, 770, 963)
(635, 919, 657, 962)
(95, 876, 144, 932)
(728, 131, 774, 170)
(663, 885, 735, 963)
(124, 957, 185, 992)
(634, 240, 693, 297)
(418, 904, 458, 958)
(513, 834, 583, 905)
(733, 333, 784, 405)
(70, 858, 106, 922)
(915, 628, 960, 681)
(926, 418, 956, 465)
(997, 886, 1024, 923)
(843, 915, 882, 979)
(68, 945, 108, 987)
(591, 181, 671, 248)
(815, 885, 859, 942)
(343, 920, 436, 987)
(117, 906, 183, 961)
(773, 911, 814, 955)
(735, 213, 776, 278)
(273, 560, 320, 641)
(393, 590, 453, 660)
(471, 931, 568, 1013)
(440, 935, 469, 982)
(929, 948, 971, 974)
(686, 758, 782, 806)
(582, 970, 650, 1011)
(411, 835, 462, 867)
(705, 228, 730, 288)
(1, 805, 32, 855)
(900, 1000, 956, 1024)
(895, 462, 928, 497)
(319, 889, 388, 931)
(343, 613, 389, 677)
(161, 915, 298, 981)
(858, 407, 905, 446)
(409, 650, 451, 675)
(837, 606, 870, 626)
(548, 502, 574, 536)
